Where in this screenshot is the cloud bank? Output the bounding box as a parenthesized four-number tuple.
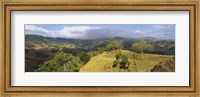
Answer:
(25, 24, 175, 40)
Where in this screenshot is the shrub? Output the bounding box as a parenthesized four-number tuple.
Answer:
(36, 51, 81, 72)
(97, 47, 105, 53)
(112, 53, 130, 70)
(116, 53, 122, 60)
(121, 55, 129, 64)
(113, 60, 119, 65)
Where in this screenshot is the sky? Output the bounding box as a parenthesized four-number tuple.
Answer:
(24, 24, 175, 40)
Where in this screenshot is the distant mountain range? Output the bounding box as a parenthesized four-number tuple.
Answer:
(25, 35, 175, 55)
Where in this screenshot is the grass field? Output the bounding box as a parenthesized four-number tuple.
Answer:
(80, 50, 174, 72)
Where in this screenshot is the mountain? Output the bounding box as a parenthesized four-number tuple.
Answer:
(25, 35, 108, 50)
(25, 35, 175, 55)
(25, 35, 75, 50)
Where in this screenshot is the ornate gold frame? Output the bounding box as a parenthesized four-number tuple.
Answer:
(0, 0, 199, 97)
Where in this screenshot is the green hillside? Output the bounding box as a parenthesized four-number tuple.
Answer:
(25, 35, 175, 55)
(80, 50, 174, 72)
(25, 35, 108, 50)
(25, 35, 76, 50)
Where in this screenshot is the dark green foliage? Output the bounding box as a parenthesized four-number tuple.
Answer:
(77, 52, 91, 64)
(35, 52, 81, 72)
(80, 53, 91, 64)
(113, 60, 119, 68)
(113, 53, 130, 70)
(116, 53, 122, 60)
(121, 55, 128, 63)
(113, 60, 119, 65)
(35, 60, 63, 72)
(97, 47, 105, 53)
(106, 40, 124, 50)
(63, 48, 88, 56)
(65, 59, 81, 72)
(77, 52, 85, 57)
(131, 40, 154, 53)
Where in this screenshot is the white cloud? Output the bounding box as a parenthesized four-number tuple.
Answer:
(25, 25, 175, 40)
(152, 24, 175, 29)
(25, 25, 50, 33)
(25, 25, 101, 39)
(61, 26, 99, 32)
(53, 26, 100, 39)
(134, 30, 142, 33)
(25, 25, 51, 37)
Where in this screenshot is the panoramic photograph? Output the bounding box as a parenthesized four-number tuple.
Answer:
(25, 24, 175, 72)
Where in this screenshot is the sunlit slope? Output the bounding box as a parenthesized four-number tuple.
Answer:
(80, 50, 173, 72)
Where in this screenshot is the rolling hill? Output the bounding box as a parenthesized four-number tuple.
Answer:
(25, 35, 109, 50)
(80, 50, 174, 72)
(25, 35, 175, 55)
(25, 35, 77, 50)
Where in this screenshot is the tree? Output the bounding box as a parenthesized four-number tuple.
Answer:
(112, 53, 130, 70)
(121, 55, 129, 65)
(116, 53, 122, 60)
(131, 40, 154, 53)
(97, 47, 105, 53)
(106, 40, 123, 50)
(65, 59, 81, 72)
(80, 53, 91, 64)
(35, 60, 62, 72)
(36, 52, 81, 72)
(77, 52, 91, 64)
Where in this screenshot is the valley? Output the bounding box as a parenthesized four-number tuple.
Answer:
(25, 35, 175, 72)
